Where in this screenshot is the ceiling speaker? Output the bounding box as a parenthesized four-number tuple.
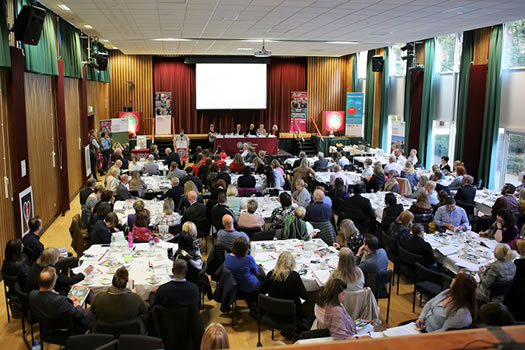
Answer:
(13, 5, 46, 46)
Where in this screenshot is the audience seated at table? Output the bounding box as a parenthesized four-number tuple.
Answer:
(406, 175, 428, 199)
(282, 207, 311, 241)
(292, 179, 311, 208)
(201, 323, 230, 350)
(167, 161, 185, 180)
(366, 164, 386, 193)
(432, 171, 451, 196)
(29, 267, 93, 333)
(127, 199, 149, 228)
(292, 152, 306, 169)
(361, 158, 373, 179)
(329, 165, 349, 187)
(449, 166, 466, 190)
(207, 163, 220, 188)
(105, 167, 120, 194)
(343, 185, 376, 235)
(356, 234, 388, 276)
(90, 212, 119, 245)
(439, 156, 451, 174)
(493, 183, 519, 218)
(180, 167, 203, 192)
(244, 147, 256, 163)
(405, 224, 436, 268)
(384, 156, 403, 175)
(178, 181, 204, 213)
(388, 210, 414, 247)
(313, 152, 330, 171)
(271, 159, 285, 177)
(425, 180, 439, 206)
(133, 210, 157, 243)
(381, 192, 404, 232)
(150, 259, 200, 308)
(335, 219, 364, 255)
(2, 239, 30, 290)
(305, 189, 333, 223)
(480, 208, 519, 245)
(91, 267, 147, 327)
(128, 155, 143, 174)
(129, 171, 147, 198)
(238, 199, 265, 229)
(477, 243, 516, 304)
(149, 144, 160, 160)
(113, 148, 128, 170)
(26, 247, 92, 295)
(217, 166, 232, 186)
(214, 146, 227, 160)
(505, 240, 525, 321)
(212, 193, 239, 230)
(401, 161, 419, 189)
(433, 197, 470, 232)
(225, 185, 243, 219)
(245, 123, 257, 136)
(415, 272, 477, 332)
(154, 198, 182, 228)
(217, 214, 249, 250)
(314, 278, 357, 340)
(383, 170, 400, 193)
(409, 192, 433, 215)
(260, 251, 307, 317)
(293, 159, 316, 188)
(238, 166, 257, 189)
(328, 178, 349, 217)
(330, 247, 364, 291)
(433, 190, 450, 214)
(181, 191, 208, 234)
(160, 177, 184, 209)
(143, 154, 160, 176)
(116, 174, 134, 201)
(182, 221, 202, 253)
(393, 148, 407, 167)
(83, 185, 104, 226)
(266, 165, 285, 191)
(336, 151, 350, 168)
(173, 232, 203, 284)
(454, 175, 477, 204)
(270, 192, 295, 232)
(253, 157, 266, 175)
(192, 154, 205, 176)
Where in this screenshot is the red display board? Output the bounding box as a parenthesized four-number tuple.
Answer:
(119, 112, 142, 135)
(324, 111, 345, 132)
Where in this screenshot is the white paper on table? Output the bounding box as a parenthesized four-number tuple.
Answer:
(112, 231, 126, 242)
(82, 246, 109, 256)
(313, 269, 331, 286)
(479, 238, 498, 250)
(437, 246, 458, 256)
(452, 256, 481, 271)
(382, 322, 420, 337)
(72, 265, 91, 275)
(254, 253, 277, 272)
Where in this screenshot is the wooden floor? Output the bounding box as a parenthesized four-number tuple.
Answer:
(0, 180, 425, 349)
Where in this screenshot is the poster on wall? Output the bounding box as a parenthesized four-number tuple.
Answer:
(290, 91, 307, 132)
(99, 119, 112, 135)
(84, 145, 91, 177)
(155, 92, 172, 135)
(345, 92, 364, 137)
(19, 187, 34, 237)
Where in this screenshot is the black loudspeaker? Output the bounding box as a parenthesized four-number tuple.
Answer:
(13, 5, 46, 46)
(372, 55, 384, 72)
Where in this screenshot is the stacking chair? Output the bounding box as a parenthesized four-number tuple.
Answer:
(148, 305, 204, 350)
(1, 272, 19, 323)
(118, 335, 164, 350)
(413, 263, 451, 313)
(257, 294, 297, 347)
(413, 213, 434, 233)
(381, 232, 399, 285)
(490, 280, 514, 302)
(95, 317, 145, 337)
(238, 226, 263, 241)
(13, 282, 36, 348)
(252, 230, 276, 241)
(67, 334, 115, 350)
(365, 270, 394, 324)
(396, 246, 424, 295)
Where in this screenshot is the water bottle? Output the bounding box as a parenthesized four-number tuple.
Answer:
(32, 340, 41, 350)
(128, 232, 134, 248)
(149, 237, 155, 251)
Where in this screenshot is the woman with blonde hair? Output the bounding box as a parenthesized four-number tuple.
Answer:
(178, 181, 203, 212)
(201, 323, 230, 350)
(129, 170, 147, 197)
(477, 244, 516, 303)
(182, 221, 202, 252)
(226, 184, 245, 219)
(410, 191, 433, 214)
(330, 247, 364, 291)
(252, 157, 265, 175)
(283, 206, 311, 241)
(105, 167, 120, 194)
(271, 159, 284, 177)
(401, 160, 419, 189)
(128, 155, 143, 173)
(260, 251, 307, 317)
(292, 179, 311, 208)
(293, 158, 315, 188)
(155, 198, 181, 227)
(388, 210, 414, 247)
(230, 153, 245, 171)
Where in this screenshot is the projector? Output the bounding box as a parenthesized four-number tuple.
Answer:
(254, 48, 272, 57)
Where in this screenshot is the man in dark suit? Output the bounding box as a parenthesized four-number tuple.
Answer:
(433, 171, 451, 196)
(454, 175, 476, 204)
(181, 191, 208, 234)
(293, 151, 306, 169)
(343, 184, 377, 234)
(115, 174, 134, 201)
(150, 259, 199, 308)
(29, 266, 91, 332)
(79, 179, 96, 206)
(217, 166, 232, 186)
(23, 217, 44, 265)
(112, 148, 128, 170)
(305, 189, 332, 222)
(232, 123, 243, 136)
(165, 148, 182, 168)
(180, 167, 203, 192)
(312, 152, 330, 171)
(211, 193, 237, 230)
(160, 177, 184, 209)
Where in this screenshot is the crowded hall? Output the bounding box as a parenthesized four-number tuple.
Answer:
(1, 0, 525, 349)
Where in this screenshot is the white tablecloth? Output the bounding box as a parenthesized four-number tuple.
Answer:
(315, 171, 362, 186)
(141, 175, 172, 193)
(361, 192, 415, 222)
(250, 239, 339, 292)
(113, 199, 165, 225)
(79, 242, 178, 300)
(353, 156, 389, 166)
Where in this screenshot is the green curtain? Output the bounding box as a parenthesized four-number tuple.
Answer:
(59, 19, 82, 78)
(403, 54, 414, 154)
(351, 53, 358, 92)
(83, 38, 111, 83)
(0, 0, 10, 68)
(378, 47, 389, 150)
(478, 25, 503, 189)
(18, 0, 58, 75)
(454, 30, 475, 161)
(418, 38, 435, 169)
(364, 49, 375, 144)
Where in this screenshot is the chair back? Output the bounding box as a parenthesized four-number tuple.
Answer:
(456, 200, 475, 216)
(398, 245, 424, 268)
(396, 177, 412, 196)
(490, 280, 514, 301)
(237, 226, 262, 240)
(149, 305, 204, 350)
(341, 287, 380, 324)
(143, 191, 157, 200)
(68, 334, 115, 350)
(413, 213, 434, 232)
(381, 231, 398, 262)
(415, 262, 443, 286)
(238, 188, 258, 197)
(95, 317, 144, 337)
(118, 335, 164, 350)
(258, 294, 297, 332)
(365, 270, 393, 299)
(298, 328, 331, 340)
(252, 230, 276, 241)
(129, 190, 140, 197)
(2, 272, 18, 296)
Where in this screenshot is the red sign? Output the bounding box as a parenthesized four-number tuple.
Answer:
(324, 111, 345, 132)
(119, 112, 142, 135)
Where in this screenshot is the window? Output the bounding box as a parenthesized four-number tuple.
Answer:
(430, 121, 456, 166)
(497, 130, 525, 188)
(436, 33, 460, 73)
(389, 45, 406, 76)
(357, 51, 367, 79)
(503, 19, 525, 69)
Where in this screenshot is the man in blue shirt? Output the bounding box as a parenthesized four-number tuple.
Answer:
(356, 234, 388, 275)
(216, 215, 249, 250)
(434, 197, 469, 232)
(305, 189, 332, 222)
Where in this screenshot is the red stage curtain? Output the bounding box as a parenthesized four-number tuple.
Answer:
(408, 69, 424, 151)
(463, 64, 488, 180)
(153, 57, 307, 134)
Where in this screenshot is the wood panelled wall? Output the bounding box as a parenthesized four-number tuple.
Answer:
(474, 27, 491, 64)
(87, 80, 109, 134)
(64, 78, 83, 200)
(108, 51, 153, 134)
(24, 73, 61, 228)
(0, 69, 17, 263)
(307, 56, 352, 135)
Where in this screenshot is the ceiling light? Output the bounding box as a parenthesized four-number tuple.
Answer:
(326, 41, 358, 45)
(84, 25, 93, 29)
(236, 47, 253, 51)
(57, 4, 71, 11)
(241, 39, 277, 43)
(152, 38, 191, 41)
(101, 39, 109, 43)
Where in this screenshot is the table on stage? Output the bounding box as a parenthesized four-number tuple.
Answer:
(213, 136, 279, 155)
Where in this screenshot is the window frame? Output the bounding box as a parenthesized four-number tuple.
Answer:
(498, 128, 525, 189)
(389, 45, 406, 77)
(503, 19, 525, 70)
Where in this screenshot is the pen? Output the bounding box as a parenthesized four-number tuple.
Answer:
(98, 250, 108, 261)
